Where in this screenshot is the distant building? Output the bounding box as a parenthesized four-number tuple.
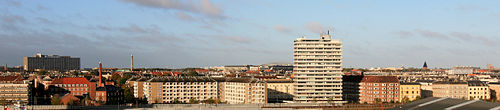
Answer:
(23, 53, 80, 71)
(432, 81, 468, 99)
(399, 82, 421, 102)
(293, 32, 343, 103)
(143, 77, 219, 104)
(448, 66, 477, 75)
(0, 76, 29, 104)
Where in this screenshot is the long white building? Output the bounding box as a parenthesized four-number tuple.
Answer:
(293, 32, 343, 103)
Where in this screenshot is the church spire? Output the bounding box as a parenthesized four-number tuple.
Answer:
(423, 61, 428, 70)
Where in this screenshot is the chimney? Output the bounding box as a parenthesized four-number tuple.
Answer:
(130, 54, 134, 71)
(99, 61, 103, 87)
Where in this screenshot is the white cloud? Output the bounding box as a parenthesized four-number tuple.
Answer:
(305, 22, 326, 33)
(273, 24, 292, 34)
(121, 0, 226, 19)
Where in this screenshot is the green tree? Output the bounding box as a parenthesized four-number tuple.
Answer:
(122, 85, 135, 103)
(110, 73, 122, 81)
(0, 98, 8, 105)
(415, 96, 422, 100)
(51, 94, 61, 105)
(72, 71, 80, 76)
(172, 98, 182, 104)
(204, 98, 215, 104)
(187, 71, 199, 76)
(374, 98, 381, 103)
(402, 96, 410, 103)
(189, 98, 199, 104)
(327, 97, 334, 103)
(38, 70, 48, 75)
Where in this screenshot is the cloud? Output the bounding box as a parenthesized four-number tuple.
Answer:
(414, 29, 449, 40)
(392, 30, 414, 38)
(450, 32, 497, 46)
(118, 24, 160, 34)
(120, 0, 225, 19)
(456, 4, 488, 11)
(274, 24, 292, 34)
(1, 15, 26, 24)
(305, 22, 328, 33)
(176, 12, 195, 21)
(3, 0, 21, 8)
(36, 17, 54, 24)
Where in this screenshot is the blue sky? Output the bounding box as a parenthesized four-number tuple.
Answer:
(1, 0, 499, 69)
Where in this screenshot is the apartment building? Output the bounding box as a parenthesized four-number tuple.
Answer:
(360, 76, 400, 103)
(400, 82, 421, 102)
(143, 77, 219, 104)
(293, 32, 343, 103)
(126, 77, 148, 99)
(221, 78, 267, 104)
(343, 75, 400, 103)
(432, 82, 468, 99)
(467, 81, 489, 100)
(266, 79, 294, 103)
(0, 76, 29, 103)
(23, 53, 80, 71)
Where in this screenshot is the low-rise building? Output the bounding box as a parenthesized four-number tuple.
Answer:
(432, 81, 468, 99)
(47, 77, 95, 98)
(399, 82, 421, 102)
(266, 79, 294, 103)
(143, 77, 219, 104)
(221, 78, 267, 104)
(343, 75, 400, 104)
(467, 81, 489, 100)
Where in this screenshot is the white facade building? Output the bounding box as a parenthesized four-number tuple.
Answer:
(293, 32, 343, 103)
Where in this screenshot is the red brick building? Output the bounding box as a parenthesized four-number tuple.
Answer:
(48, 77, 96, 99)
(343, 75, 400, 104)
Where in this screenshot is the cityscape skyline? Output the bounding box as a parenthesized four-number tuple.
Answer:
(1, 0, 500, 68)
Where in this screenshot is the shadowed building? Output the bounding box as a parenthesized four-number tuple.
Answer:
(23, 53, 80, 71)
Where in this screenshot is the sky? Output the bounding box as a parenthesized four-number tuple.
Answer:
(1, 0, 500, 69)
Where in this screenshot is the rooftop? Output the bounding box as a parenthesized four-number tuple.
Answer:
(51, 77, 90, 84)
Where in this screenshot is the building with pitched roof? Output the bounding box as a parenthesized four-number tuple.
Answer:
(47, 77, 95, 98)
(0, 76, 29, 104)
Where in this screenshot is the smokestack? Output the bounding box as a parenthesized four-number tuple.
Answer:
(99, 61, 103, 87)
(131, 54, 134, 71)
(4, 64, 6, 71)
